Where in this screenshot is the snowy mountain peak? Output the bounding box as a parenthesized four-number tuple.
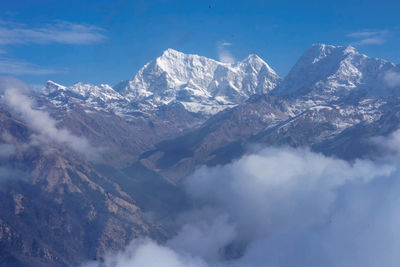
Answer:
(115, 49, 281, 114)
(343, 45, 358, 55)
(42, 48, 281, 116)
(275, 43, 398, 99)
(299, 44, 358, 65)
(42, 80, 124, 111)
(242, 54, 264, 63)
(240, 54, 277, 77)
(159, 48, 187, 59)
(43, 80, 67, 94)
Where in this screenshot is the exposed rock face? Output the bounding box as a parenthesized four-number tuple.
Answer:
(1, 44, 400, 266)
(0, 106, 173, 266)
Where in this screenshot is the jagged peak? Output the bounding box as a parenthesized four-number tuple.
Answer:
(160, 48, 186, 58)
(71, 81, 107, 88)
(42, 80, 66, 94)
(157, 48, 278, 75)
(276, 43, 398, 98)
(240, 54, 277, 75)
(294, 43, 360, 66)
(307, 43, 358, 56)
(242, 54, 265, 64)
(343, 45, 358, 54)
(308, 43, 347, 51)
(72, 81, 87, 87)
(46, 80, 64, 88)
(154, 48, 213, 73)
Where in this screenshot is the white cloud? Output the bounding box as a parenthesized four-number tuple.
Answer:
(186, 147, 392, 238)
(217, 42, 235, 64)
(0, 20, 106, 45)
(86, 143, 400, 267)
(348, 30, 388, 46)
(84, 239, 207, 267)
(167, 213, 236, 261)
(384, 70, 400, 88)
(0, 20, 104, 75)
(0, 77, 99, 160)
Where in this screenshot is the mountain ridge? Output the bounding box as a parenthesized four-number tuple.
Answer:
(274, 43, 399, 99)
(42, 48, 281, 116)
(3, 43, 400, 265)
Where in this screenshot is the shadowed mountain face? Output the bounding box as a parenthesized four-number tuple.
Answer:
(138, 95, 400, 182)
(0, 105, 174, 266)
(1, 44, 400, 266)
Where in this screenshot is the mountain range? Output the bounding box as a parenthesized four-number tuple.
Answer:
(1, 43, 400, 266)
(43, 48, 281, 116)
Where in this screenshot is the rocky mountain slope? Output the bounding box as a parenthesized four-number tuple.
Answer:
(0, 105, 170, 266)
(1, 44, 400, 266)
(138, 44, 400, 182)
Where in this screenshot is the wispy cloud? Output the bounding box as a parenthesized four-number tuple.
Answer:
(0, 20, 106, 45)
(0, 58, 56, 75)
(0, 77, 100, 160)
(217, 41, 234, 64)
(84, 238, 207, 267)
(348, 30, 389, 45)
(0, 20, 104, 75)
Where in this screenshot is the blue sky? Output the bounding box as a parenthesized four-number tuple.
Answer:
(0, 0, 399, 87)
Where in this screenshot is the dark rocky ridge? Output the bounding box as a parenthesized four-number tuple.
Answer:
(1, 44, 400, 266)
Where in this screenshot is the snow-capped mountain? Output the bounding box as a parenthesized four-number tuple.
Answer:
(5, 43, 400, 266)
(43, 80, 125, 105)
(42, 48, 281, 116)
(275, 44, 400, 99)
(115, 48, 281, 114)
(135, 45, 400, 181)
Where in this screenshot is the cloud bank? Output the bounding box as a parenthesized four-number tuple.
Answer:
(86, 142, 400, 267)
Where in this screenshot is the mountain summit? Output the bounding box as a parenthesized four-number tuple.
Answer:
(43, 48, 281, 116)
(42, 45, 400, 117)
(114, 48, 281, 114)
(275, 44, 399, 99)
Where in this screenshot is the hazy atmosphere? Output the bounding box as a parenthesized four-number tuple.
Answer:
(1, 1, 400, 266)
